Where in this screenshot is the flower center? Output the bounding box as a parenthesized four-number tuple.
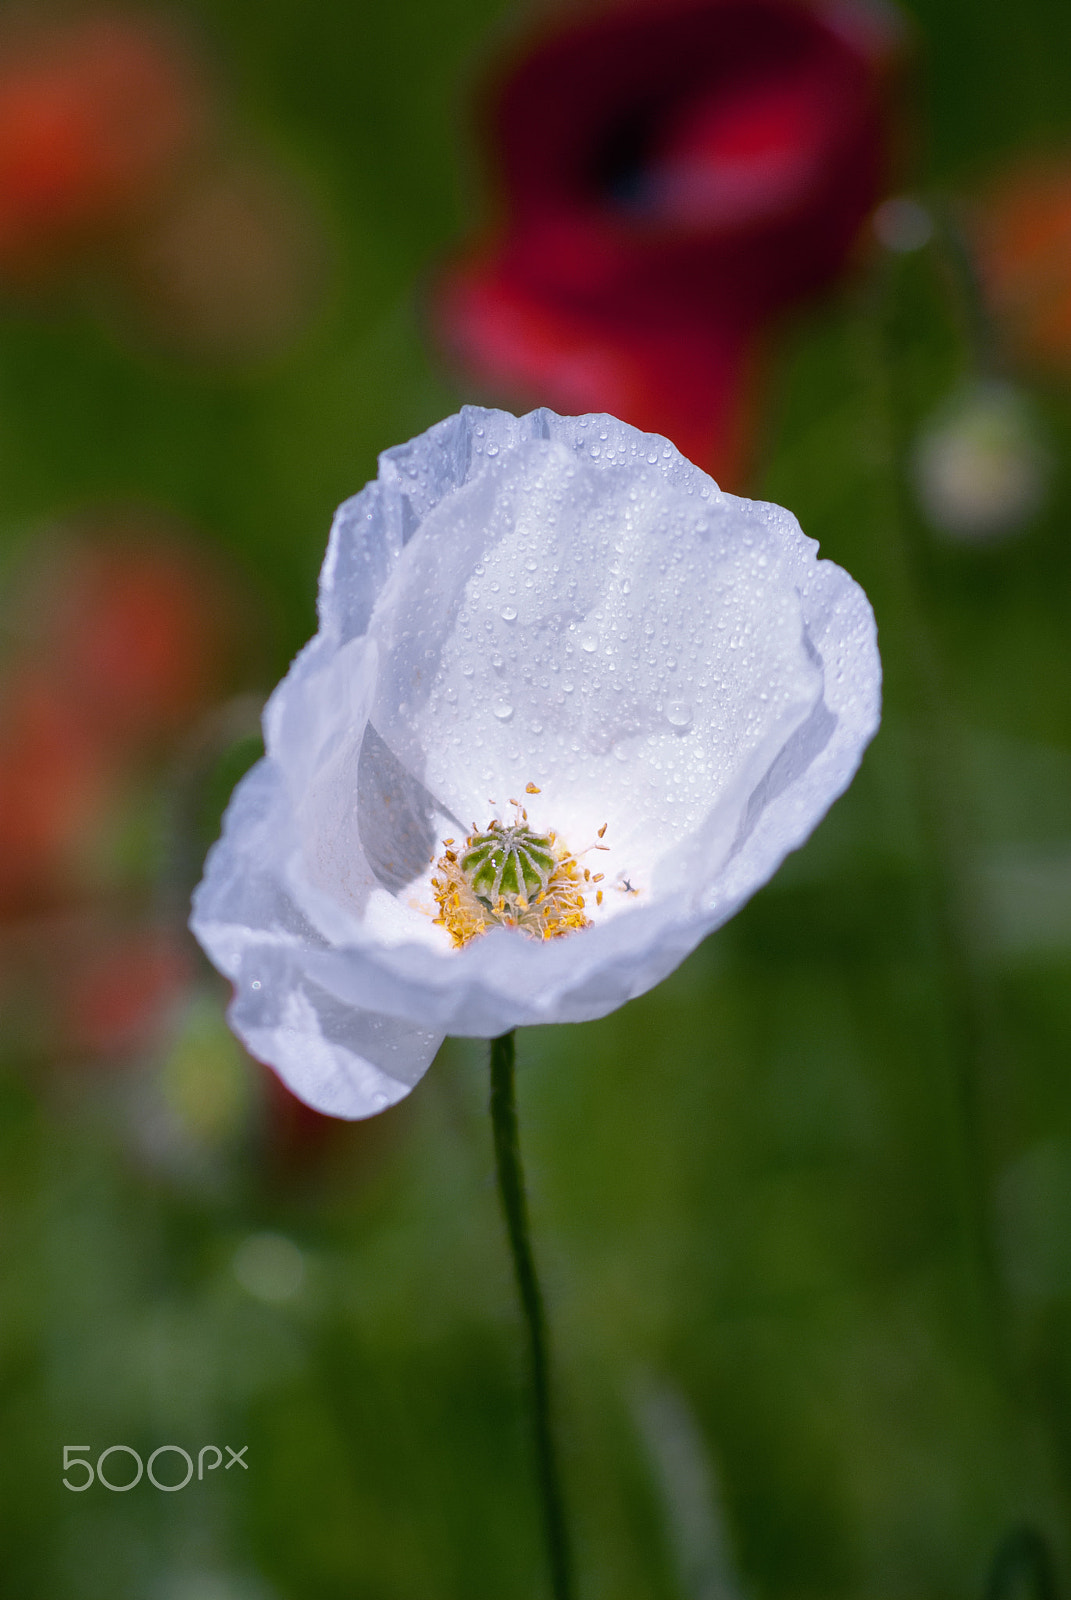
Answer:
(431, 812, 592, 949)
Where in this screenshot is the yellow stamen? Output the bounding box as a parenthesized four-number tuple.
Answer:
(431, 810, 592, 949)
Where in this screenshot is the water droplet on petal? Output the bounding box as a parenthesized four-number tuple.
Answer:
(492, 701, 514, 721)
(501, 605, 518, 621)
(580, 634, 598, 653)
(666, 700, 693, 729)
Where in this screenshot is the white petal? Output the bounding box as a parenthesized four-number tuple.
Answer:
(364, 428, 823, 892)
(191, 759, 442, 1117)
(228, 947, 441, 1119)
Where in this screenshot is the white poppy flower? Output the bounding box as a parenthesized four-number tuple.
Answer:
(191, 407, 880, 1118)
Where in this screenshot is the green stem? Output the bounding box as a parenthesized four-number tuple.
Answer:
(489, 1031, 575, 1600)
(985, 1526, 1059, 1600)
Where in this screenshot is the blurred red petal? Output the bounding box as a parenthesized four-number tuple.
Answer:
(0, 669, 110, 912)
(61, 926, 191, 1056)
(38, 530, 241, 743)
(435, 259, 758, 480)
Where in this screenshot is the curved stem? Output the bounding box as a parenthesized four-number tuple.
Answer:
(489, 1031, 575, 1600)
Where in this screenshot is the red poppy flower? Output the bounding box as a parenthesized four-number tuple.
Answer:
(434, 0, 902, 482)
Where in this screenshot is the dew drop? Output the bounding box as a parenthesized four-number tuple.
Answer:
(492, 702, 514, 721)
(580, 634, 598, 653)
(501, 605, 518, 622)
(666, 700, 693, 729)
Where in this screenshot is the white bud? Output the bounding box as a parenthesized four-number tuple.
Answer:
(912, 382, 1051, 540)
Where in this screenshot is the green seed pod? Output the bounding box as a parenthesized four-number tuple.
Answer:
(461, 825, 558, 907)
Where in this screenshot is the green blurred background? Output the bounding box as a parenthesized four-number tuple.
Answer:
(2, 1, 1071, 1597)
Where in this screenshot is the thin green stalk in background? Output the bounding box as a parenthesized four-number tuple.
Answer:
(489, 1031, 575, 1600)
(853, 255, 1008, 1357)
(856, 247, 1071, 1556)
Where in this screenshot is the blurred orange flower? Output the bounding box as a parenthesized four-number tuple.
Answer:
(123, 157, 329, 365)
(974, 155, 1071, 373)
(0, 8, 327, 364)
(0, 11, 206, 278)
